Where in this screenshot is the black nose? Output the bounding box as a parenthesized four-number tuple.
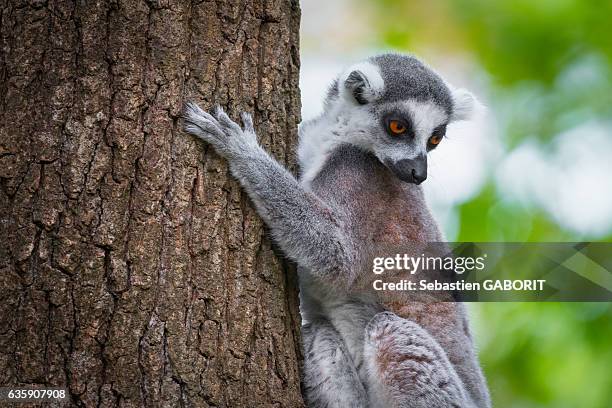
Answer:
(411, 167, 427, 184)
(389, 155, 427, 184)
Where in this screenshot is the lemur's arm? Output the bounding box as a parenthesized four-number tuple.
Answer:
(183, 103, 351, 281)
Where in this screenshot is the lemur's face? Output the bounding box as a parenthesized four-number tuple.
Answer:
(365, 100, 448, 185)
(335, 54, 477, 185)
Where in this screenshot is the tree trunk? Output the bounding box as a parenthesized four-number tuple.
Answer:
(0, 1, 303, 406)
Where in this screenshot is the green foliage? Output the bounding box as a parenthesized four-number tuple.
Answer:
(471, 302, 612, 408)
(454, 183, 602, 242)
(451, 0, 612, 85)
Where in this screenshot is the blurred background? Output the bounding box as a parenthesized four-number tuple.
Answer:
(300, 0, 612, 407)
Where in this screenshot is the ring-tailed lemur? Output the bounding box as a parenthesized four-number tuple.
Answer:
(183, 53, 490, 408)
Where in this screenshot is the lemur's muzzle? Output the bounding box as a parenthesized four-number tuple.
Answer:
(387, 154, 427, 184)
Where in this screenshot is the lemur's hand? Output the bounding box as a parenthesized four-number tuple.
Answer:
(183, 102, 259, 159)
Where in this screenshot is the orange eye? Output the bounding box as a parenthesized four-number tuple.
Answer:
(389, 120, 406, 135)
(429, 135, 442, 146)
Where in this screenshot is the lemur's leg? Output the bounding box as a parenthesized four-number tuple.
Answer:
(183, 103, 352, 282)
(302, 319, 368, 408)
(363, 312, 470, 408)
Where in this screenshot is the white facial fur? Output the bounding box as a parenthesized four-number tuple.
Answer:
(408, 100, 449, 137)
(372, 100, 449, 164)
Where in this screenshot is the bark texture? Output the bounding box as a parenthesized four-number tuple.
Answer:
(0, 0, 303, 406)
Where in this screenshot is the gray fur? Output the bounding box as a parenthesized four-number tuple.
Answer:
(302, 319, 368, 408)
(183, 53, 489, 407)
(371, 53, 454, 114)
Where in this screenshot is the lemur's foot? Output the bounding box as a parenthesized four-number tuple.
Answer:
(364, 311, 469, 408)
(183, 102, 258, 158)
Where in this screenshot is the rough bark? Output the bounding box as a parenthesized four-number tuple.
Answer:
(0, 0, 303, 407)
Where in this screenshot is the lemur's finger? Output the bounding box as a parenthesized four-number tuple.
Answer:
(183, 101, 207, 119)
(210, 104, 222, 117)
(240, 112, 255, 133)
(183, 102, 225, 139)
(184, 120, 224, 141)
(212, 105, 242, 133)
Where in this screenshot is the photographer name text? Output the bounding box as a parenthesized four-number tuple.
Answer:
(372, 279, 546, 292)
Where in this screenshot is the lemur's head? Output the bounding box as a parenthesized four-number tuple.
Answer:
(325, 53, 478, 184)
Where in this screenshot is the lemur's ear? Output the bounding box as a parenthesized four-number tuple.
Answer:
(450, 88, 479, 122)
(340, 62, 384, 105)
